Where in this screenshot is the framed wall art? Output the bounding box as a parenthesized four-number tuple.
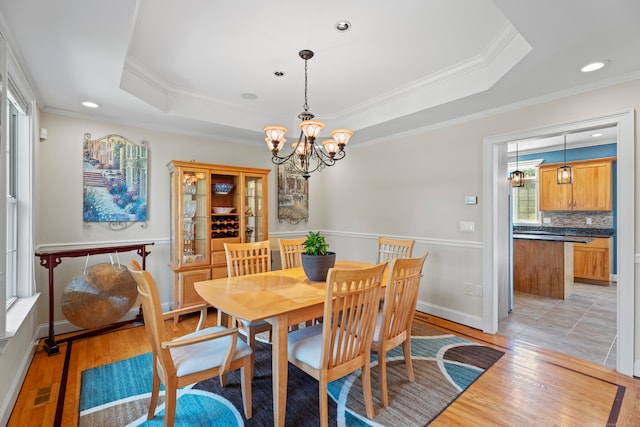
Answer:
(278, 160, 309, 224)
(83, 133, 148, 223)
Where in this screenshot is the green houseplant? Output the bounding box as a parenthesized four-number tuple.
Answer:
(301, 231, 336, 281)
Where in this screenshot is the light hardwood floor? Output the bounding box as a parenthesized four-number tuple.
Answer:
(7, 311, 640, 426)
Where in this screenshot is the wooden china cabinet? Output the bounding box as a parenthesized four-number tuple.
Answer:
(168, 160, 270, 312)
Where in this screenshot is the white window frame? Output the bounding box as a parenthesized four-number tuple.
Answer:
(6, 99, 18, 309)
(0, 35, 37, 345)
(508, 158, 543, 225)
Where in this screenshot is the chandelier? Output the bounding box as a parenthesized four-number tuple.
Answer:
(264, 50, 353, 180)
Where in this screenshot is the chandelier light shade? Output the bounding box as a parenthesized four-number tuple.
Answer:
(264, 49, 353, 179)
(510, 142, 525, 188)
(557, 134, 573, 184)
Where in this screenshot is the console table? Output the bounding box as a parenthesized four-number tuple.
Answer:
(35, 242, 154, 355)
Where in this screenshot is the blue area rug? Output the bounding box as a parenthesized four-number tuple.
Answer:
(79, 323, 503, 426)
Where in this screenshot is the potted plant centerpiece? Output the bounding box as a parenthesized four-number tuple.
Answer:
(301, 231, 336, 281)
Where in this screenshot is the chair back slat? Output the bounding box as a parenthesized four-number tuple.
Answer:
(128, 263, 177, 377)
(322, 263, 387, 375)
(278, 237, 306, 269)
(377, 237, 415, 263)
(224, 241, 272, 277)
(380, 253, 429, 343)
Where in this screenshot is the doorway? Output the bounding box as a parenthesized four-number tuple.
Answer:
(482, 110, 635, 376)
(504, 132, 618, 367)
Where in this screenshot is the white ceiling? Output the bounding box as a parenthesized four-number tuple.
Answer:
(1, 0, 639, 151)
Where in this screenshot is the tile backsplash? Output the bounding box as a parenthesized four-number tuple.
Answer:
(541, 211, 613, 229)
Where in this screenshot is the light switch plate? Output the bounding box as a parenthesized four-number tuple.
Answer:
(465, 196, 478, 205)
(460, 221, 475, 232)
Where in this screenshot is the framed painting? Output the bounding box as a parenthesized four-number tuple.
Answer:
(278, 161, 309, 224)
(83, 133, 148, 222)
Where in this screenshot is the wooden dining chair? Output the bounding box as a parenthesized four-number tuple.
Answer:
(376, 237, 415, 263)
(128, 259, 208, 330)
(278, 237, 306, 269)
(128, 262, 253, 426)
(224, 240, 273, 375)
(371, 252, 428, 407)
(287, 262, 388, 427)
(278, 237, 316, 329)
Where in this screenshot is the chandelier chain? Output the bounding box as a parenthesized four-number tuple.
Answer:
(303, 56, 309, 113)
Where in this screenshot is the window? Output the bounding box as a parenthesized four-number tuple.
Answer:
(0, 36, 36, 342)
(5, 100, 19, 308)
(508, 159, 543, 224)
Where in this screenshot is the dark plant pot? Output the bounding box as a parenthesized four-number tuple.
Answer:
(301, 252, 336, 281)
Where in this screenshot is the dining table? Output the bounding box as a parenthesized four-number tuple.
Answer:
(194, 260, 377, 427)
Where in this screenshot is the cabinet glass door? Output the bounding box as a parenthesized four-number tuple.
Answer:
(181, 169, 208, 265)
(244, 174, 265, 242)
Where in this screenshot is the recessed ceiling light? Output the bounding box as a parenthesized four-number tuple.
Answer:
(241, 93, 258, 100)
(82, 101, 100, 108)
(336, 20, 351, 32)
(580, 60, 609, 73)
(591, 133, 603, 137)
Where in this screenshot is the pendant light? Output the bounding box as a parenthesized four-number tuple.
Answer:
(557, 134, 573, 184)
(510, 142, 525, 188)
(264, 50, 353, 180)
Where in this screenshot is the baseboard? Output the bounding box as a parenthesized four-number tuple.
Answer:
(0, 334, 38, 427)
(416, 301, 483, 330)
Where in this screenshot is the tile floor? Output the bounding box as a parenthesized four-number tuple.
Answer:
(498, 281, 617, 369)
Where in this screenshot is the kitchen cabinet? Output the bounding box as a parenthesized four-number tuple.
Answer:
(574, 237, 612, 285)
(168, 160, 270, 312)
(539, 158, 613, 211)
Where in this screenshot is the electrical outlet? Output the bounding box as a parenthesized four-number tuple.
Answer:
(475, 284, 483, 297)
(464, 283, 473, 295)
(586, 217, 593, 225)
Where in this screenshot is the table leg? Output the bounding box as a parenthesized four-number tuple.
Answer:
(271, 314, 289, 427)
(217, 310, 232, 328)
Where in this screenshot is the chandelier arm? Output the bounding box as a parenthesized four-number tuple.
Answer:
(329, 149, 346, 162)
(310, 144, 344, 166)
(271, 150, 297, 165)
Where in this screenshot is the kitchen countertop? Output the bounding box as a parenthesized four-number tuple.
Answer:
(513, 234, 594, 243)
(512, 226, 615, 238)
